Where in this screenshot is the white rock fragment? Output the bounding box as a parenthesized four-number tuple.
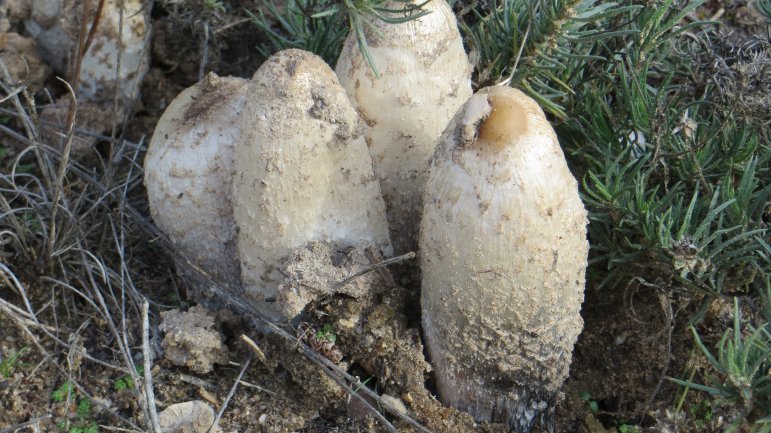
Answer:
(0, 32, 51, 91)
(25, 0, 149, 104)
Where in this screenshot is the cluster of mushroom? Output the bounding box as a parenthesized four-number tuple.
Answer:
(144, 1, 588, 431)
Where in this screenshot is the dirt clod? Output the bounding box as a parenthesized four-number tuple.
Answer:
(0, 32, 51, 91)
(159, 305, 226, 374)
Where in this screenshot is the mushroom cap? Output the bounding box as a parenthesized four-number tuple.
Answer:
(420, 86, 588, 429)
(144, 73, 248, 292)
(334, 0, 472, 255)
(234, 49, 392, 320)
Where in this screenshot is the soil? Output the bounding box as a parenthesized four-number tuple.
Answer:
(0, 1, 767, 433)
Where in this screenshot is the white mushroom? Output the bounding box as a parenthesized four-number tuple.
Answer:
(420, 86, 588, 430)
(234, 49, 392, 320)
(25, 0, 149, 104)
(144, 73, 247, 294)
(335, 0, 472, 256)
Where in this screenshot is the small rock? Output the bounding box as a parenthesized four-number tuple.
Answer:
(159, 305, 226, 374)
(158, 400, 222, 433)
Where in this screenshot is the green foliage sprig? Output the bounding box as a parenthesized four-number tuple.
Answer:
(0, 347, 30, 378)
(248, 0, 348, 65)
(557, 7, 770, 296)
(464, 0, 641, 118)
(249, 0, 430, 74)
(670, 297, 771, 432)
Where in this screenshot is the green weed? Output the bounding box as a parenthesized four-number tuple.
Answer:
(579, 390, 599, 413)
(0, 347, 30, 378)
(670, 297, 771, 432)
(315, 323, 337, 344)
(113, 364, 144, 392)
(52, 381, 75, 403)
(202, 0, 225, 13)
(52, 382, 99, 433)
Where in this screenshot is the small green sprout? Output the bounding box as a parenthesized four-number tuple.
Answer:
(52, 381, 75, 403)
(688, 399, 713, 429)
(579, 390, 599, 413)
(52, 382, 99, 433)
(202, 0, 225, 13)
(315, 324, 337, 344)
(76, 398, 91, 419)
(0, 347, 30, 378)
(113, 364, 144, 391)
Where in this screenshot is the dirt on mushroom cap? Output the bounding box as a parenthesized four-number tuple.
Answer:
(234, 49, 392, 321)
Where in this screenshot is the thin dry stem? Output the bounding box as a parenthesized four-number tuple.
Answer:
(47, 78, 78, 270)
(207, 356, 251, 433)
(142, 300, 163, 433)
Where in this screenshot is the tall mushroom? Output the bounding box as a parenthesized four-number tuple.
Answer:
(234, 49, 392, 320)
(144, 73, 247, 296)
(420, 86, 588, 431)
(335, 0, 472, 257)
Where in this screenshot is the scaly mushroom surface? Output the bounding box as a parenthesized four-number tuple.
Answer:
(421, 86, 588, 431)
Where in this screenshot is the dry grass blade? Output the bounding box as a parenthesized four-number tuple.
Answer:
(0, 60, 53, 189)
(47, 78, 78, 271)
(332, 250, 415, 290)
(1, 263, 38, 319)
(142, 300, 163, 433)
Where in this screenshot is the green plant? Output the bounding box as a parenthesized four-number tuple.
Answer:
(579, 390, 599, 413)
(76, 398, 92, 419)
(315, 323, 337, 343)
(52, 382, 99, 433)
(202, 0, 225, 13)
(689, 399, 714, 429)
(248, 0, 348, 65)
(113, 364, 144, 391)
(463, 0, 640, 118)
(618, 424, 638, 433)
(551, 3, 770, 296)
(0, 347, 30, 378)
(757, 0, 771, 19)
(248, 0, 429, 75)
(670, 298, 771, 432)
(52, 381, 75, 403)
